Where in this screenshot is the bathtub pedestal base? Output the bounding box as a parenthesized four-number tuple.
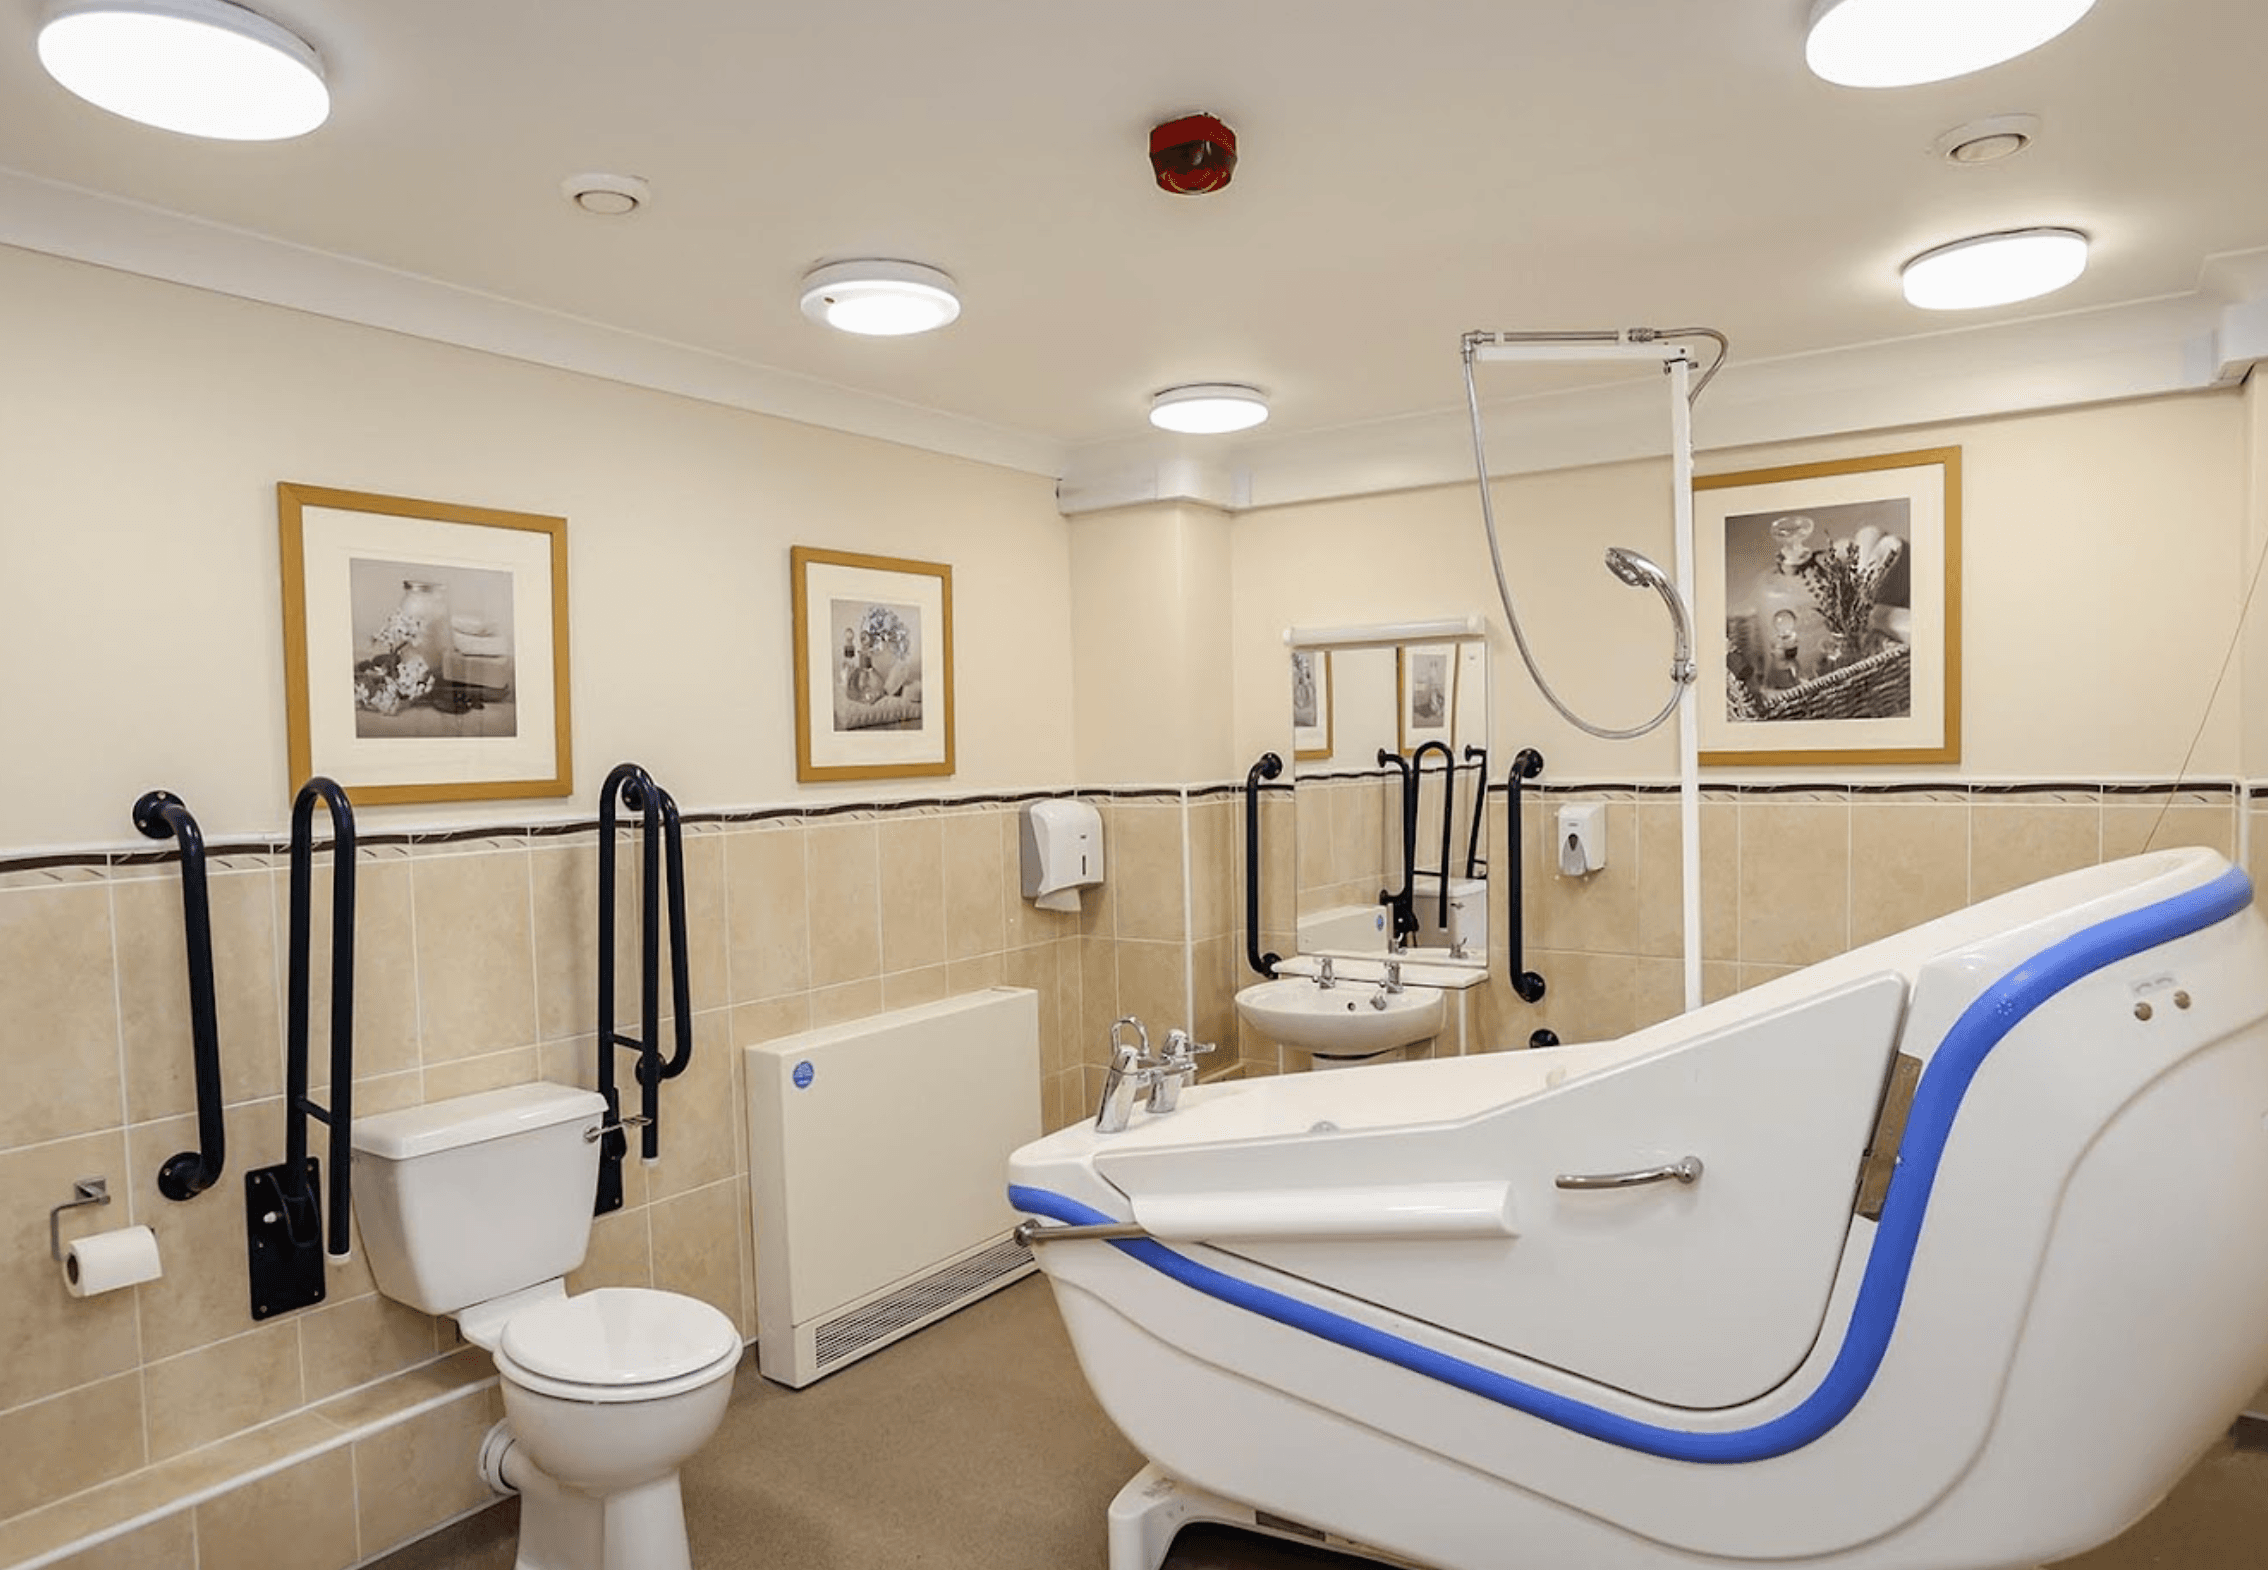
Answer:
(1106, 1463, 1415, 1570)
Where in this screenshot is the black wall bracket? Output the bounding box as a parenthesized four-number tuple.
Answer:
(246, 1158, 327, 1321)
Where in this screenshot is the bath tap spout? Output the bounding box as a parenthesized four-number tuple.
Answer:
(1095, 1017, 1152, 1133)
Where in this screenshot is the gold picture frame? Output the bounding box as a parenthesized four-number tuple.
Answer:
(1695, 447, 1962, 767)
(1291, 650, 1334, 761)
(790, 546, 955, 782)
(278, 483, 572, 805)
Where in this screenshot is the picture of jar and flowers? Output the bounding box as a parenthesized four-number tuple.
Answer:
(828, 597, 924, 732)
(1722, 498, 1913, 723)
(347, 557, 518, 739)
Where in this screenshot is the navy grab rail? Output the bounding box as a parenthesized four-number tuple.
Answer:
(1244, 752, 1283, 979)
(1461, 745, 1488, 880)
(283, 778, 356, 1260)
(1506, 749, 1546, 1004)
(595, 762, 694, 1215)
(1375, 750, 1420, 945)
(134, 791, 225, 1202)
(1409, 740, 1457, 931)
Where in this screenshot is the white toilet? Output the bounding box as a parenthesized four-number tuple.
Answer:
(351, 1082, 743, 1570)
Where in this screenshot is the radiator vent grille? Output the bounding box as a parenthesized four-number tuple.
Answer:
(813, 1236, 1033, 1373)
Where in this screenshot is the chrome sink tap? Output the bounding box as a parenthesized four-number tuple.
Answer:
(1317, 955, 1337, 990)
(1147, 1028, 1216, 1115)
(1371, 958, 1405, 1009)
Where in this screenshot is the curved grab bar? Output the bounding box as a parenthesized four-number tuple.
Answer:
(134, 791, 224, 1202)
(1461, 746, 1488, 880)
(283, 778, 356, 1260)
(1506, 749, 1546, 1004)
(596, 762, 694, 1212)
(1243, 753, 1283, 979)
(1409, 741, 1456, 931)
(1375, 750, 1419, 944)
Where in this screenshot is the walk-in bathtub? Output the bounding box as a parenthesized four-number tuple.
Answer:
(1010, 848, 2268, 1570)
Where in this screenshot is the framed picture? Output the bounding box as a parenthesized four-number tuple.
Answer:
(277, 483, 571, 805)
(1397, 642, 1457, 752)
(1291, 649, 1334, 761)
(791, 546, 955, 782)
(1695, 447, 1961, 767)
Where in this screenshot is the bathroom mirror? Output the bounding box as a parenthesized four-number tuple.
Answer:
(1286, 625, 1489, 971)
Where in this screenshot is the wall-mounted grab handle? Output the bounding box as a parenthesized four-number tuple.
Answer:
(1409, 740, 1456, 931)
(134, 791, 225, 1202)
(1555, 1156, 1704, 1191)
(283, 778, 356, 1261)
(1243, 753, 1283, 979)
(1375, 750, 1419, 943)
(595, 762, 694, 1214)
(1461, 745, 1489, 879)
(1505, 749, 1546, 1005)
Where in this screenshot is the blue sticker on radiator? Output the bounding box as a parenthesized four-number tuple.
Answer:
(792, 1061, 815, 1090)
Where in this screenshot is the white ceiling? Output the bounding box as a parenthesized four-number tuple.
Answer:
(3, 1, 2265, 502)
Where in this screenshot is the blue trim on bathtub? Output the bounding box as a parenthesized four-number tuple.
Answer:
(1011, 863, 2254, 1465)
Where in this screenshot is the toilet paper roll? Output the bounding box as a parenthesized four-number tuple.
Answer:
(63, 1225, 163, 1298)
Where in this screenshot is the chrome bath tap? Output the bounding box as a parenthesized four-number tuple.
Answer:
(1093, 1017, 1217, 1132)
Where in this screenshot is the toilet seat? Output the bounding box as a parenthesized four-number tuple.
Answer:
(494, 1287, 742, 1405)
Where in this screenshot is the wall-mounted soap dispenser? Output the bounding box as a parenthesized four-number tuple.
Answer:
(1557, 803, 1606, 877)
(1022, 799, 1105, 913)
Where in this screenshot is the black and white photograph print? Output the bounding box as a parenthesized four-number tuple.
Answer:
(1398, 642, 1457, 751)
(829, 597, 924, 733)
(347, 556, 518, 740)
(1291, 648, 1333, 760)
(1694, 448, 1961, 767)
(791, 545, 956, 782)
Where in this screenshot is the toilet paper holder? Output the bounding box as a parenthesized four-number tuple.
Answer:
(48, 1177, 110, 1261)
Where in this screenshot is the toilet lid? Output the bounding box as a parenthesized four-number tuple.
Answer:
(499, 1288, 740, 1389)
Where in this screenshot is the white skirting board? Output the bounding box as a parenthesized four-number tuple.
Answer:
(744, 987, 1042, 1387)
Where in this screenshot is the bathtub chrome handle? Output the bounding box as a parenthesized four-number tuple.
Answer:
(1014, 1218, 1149, 1246)
(1555, 1155, 1703, 1191)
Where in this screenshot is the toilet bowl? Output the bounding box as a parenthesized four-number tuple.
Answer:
(350, 1084, 745, 1570)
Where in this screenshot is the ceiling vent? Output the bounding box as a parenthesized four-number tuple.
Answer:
(1933, 114, 2042, 167)
(561, 172, 649, 216)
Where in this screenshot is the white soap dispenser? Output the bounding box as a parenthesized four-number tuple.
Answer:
(1557, 803, 1606, 877)
(1021, 800, 1105, 913)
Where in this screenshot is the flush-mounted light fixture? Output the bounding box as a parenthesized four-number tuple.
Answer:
(1148, 384, 1270, 435)
(799, 261, 961, 336)
(37, 0, 331, 141)
(1806, 0, 2095, 89)
(1900, 227, 2089, 310)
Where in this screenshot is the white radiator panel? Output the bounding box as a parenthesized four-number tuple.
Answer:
(744, 987, 1041, 1386)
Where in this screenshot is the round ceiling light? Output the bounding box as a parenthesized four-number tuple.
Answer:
(1900, 227, 2089, 310)
(799, 261, 961, 337)
(1805, 0, 2095, 89)
(37, 0, 331, 141)
(1148, 384, 1270, 435)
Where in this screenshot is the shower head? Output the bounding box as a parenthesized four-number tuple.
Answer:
(1603, 546, 1669, 591)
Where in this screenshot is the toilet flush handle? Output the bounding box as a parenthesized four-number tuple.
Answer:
(584, 1115, 654, 1144)
(1554, 1155, 1703, 1191)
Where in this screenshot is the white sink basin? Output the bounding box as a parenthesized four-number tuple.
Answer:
(1235, 976, 1445, 1058)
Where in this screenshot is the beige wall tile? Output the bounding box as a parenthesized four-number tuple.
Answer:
(194, 1445, 357, 1570)
(1051, 937, 1084, 1070)
(730, 995, 812, 1049)
(1520, 950, 1619, 1047)
(311, 1346, 492, 1434)
(724, 825, 810, 1003)
(127, 1098, 287, 1362)
(0, 1130, 137, 1411)
(647, 1011, 737, 1200)
(0, 1372, 145, 1521)
(1632, 801, 1738, 961)
(298, 1288, 442, 1403)
(1261, 792, 1297, 938)
(1295, 786, 1332, 897)
(1735, 962, 1802, 993)
(529, 839, 606, 1046)
(1852, 802, 1971, 947)
(941, 810, 1007, 962)
(876, 816, 945, 973)
(47, 1512, 197, 1570)
(1192, 935, 1237, 1055)
(1115, 939, 1188, 1036)
(2102, 801, 2237, 862)
(735, 1184, 758, 1340)
(678, 827, 731, 1015)
(113, 868, 282, 1126)
(809, 978, 885, 1027)
(882, 964, 952, 1011)
(1111, 802, 1187, 942)
(649, 1180, 743, 1324)
(1078, 937, 1118, 1056)
(1533, 801, 1642, 955)
(412, 849, 537, 1063)
(303, 857, 420, 1089)
(2250, 808, 2268, 898)
(806, 820, 882, 988)
(1738, 801, 1851, 966)
(420, 1045, 539, 1102)
(145, 1320, 305, 1462)
(1970, 801, 2100, 903)
(1076, 802, 1118, 938)
(568, 1206, 654, 1295)
(0, 882, 124, 1149)
(353, 1384, 506, 1558)
(998, 944, 1058, 1060)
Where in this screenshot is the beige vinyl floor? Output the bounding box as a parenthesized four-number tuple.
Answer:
(385, 1277, 2267, 1570)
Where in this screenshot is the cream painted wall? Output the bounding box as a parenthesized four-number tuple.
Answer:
(1068, 501, 1234, 784)
(2243, 373, 2268, 782)
(1233, 392, 2250, 785)
(0, 247, 1075, 851)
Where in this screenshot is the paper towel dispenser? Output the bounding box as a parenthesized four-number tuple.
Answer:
(1021, 799, 1105, 914)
